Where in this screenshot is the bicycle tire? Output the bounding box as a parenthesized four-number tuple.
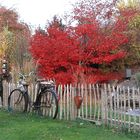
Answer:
(36, 89, 58, 119)
(8, 89, 28, 113)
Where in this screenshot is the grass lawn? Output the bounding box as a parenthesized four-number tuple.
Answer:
(0, 109, 139, 140)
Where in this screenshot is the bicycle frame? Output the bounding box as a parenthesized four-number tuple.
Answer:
(17, 77, 56, 110)
(32, 81, 55, 109)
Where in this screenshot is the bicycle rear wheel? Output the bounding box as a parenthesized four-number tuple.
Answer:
(8, 89, 28, 113)
(37, 90, 58, 119)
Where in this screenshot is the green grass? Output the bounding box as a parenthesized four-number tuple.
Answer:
(0, 109, 139, 140)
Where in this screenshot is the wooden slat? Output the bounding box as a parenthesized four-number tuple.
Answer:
(106, 84, 109, 125)
(85, 84, 88, 119)
(77, 84, 81, 118)
(71, 85, 76, 119)
(58, 85, 63, 120)
(96, 84, 101, 121)
(116, 86, 120, 127)
(81, 84, 84, 118)
(89, 84, 92, 119)
(63, 85, 66, 120)
(108, 84, 113, 126)
(120, 87, 123, 126)
(112, 85, 117, 127)
(103, 84, 108, 125)
(101, 85, 105, 124)
(123, 86, 126, 126)
(69, 84, 72, 120)
(93, 84, 97, 120)
(66, 84, 69, 120)
(132, 87, 136, 132)
(138, 88, 140, 130)
(127, 87, 131, 132)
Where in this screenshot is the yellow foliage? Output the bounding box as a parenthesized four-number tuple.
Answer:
(0, 27, 14, 58)
(117, 0, 139, 9)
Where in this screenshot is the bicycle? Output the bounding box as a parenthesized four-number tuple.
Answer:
(8, 72, 58, 119)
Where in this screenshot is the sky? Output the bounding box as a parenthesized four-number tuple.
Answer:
(0, 0, 75, 30)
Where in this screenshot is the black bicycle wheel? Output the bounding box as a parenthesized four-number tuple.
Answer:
(8, 89, 28, 113)
(37, 89, 58, 119)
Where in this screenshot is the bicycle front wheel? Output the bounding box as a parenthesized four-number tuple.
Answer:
(37, 90, 58, 119)
(8, 89, 28, 113)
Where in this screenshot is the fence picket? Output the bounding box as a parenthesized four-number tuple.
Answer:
(116, 86, 120, 127)
(85, 84, 88, 119)
(127, 87, 131, 132)
(96, 84, 101, 121)
(138, 88, 140, 130)
(81, 84, 84, 118)
(120, 87, 123, 126)
(101, 85, 105, 124)
(89, 84, 92, 119)
(63, 85, 66, 120)
(123, 86, 126, 126)
(132, 87, 136, 132)
(93, 84, 97, 120)
(108, 84, 113, 126)
(69, 84, 72, 120)
(72, 85, 76, 119)
(77, 84, 81, 118)
(102, 84, 108, 125)
(58, 85, 62, 120)
(66, 84, 69, 120)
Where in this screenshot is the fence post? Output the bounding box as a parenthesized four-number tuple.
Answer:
(71, 85, 76, 120)
(58, 84, 63, 120)
(101, 84, 107, 125)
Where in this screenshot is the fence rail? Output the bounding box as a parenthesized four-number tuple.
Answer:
(1, 82, 140, 132)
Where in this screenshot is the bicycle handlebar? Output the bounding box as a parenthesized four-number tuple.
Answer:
(18, 71, 55, 85)
(18, 71, 35, 80)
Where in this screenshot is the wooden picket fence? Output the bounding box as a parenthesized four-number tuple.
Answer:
(1, 82, 140, 132)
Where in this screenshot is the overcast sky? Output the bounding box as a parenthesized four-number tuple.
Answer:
(0, 0, 75, 29)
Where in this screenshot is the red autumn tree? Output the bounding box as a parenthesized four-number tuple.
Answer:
(30, 0, 137, 84)
(71, 0, 139, 83)
(30, 16, 80, 84)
